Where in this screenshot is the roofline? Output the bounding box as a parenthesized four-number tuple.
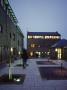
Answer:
(27, 31, 61, 36)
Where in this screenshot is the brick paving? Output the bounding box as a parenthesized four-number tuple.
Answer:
(0, 59, 67, 90)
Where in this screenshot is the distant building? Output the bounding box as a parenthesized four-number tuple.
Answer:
(27, 32, 61, 58)
(51, 39, 67, 60)
(0, 0, 24, 65)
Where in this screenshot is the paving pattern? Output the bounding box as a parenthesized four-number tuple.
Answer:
(0, 59, 67, 90)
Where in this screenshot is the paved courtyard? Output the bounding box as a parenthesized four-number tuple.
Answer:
(0, 58, 67, 90)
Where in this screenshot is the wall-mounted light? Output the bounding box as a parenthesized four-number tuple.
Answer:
(18, 51, 21, 55)
(10, 47, 13, 52)
(55, 48, 58, 52)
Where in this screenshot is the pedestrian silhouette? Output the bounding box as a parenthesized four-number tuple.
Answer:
(21, 48, 28, 68)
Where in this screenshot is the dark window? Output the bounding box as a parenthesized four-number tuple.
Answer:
(18, 40, 19, 46)
(0, 25, 3, 33)
(10, 33, 11, 38)
(13, 33, 15, 41)
(1, 0, 3, 7)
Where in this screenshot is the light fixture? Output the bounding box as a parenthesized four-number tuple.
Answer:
(18, 51, 21, 55)
(14, 78, 21, 82)
(10, 47, 13, 52)
(55, 48, 58, 52)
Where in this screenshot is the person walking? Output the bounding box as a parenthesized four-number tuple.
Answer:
(21, 48, 28, 68)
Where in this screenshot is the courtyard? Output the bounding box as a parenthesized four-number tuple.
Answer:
(0, 58, 67, 90)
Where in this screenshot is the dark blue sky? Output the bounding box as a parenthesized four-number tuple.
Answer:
(9, 0, 67, 39)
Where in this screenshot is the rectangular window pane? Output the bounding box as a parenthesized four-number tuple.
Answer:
(0, 25, 3, 33)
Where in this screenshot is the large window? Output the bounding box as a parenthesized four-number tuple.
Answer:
(13, 33, 15, 41)
(31, 44, 35, 48)
(33, 36, 44, 39)
(10, 33, 11, 38)
(55, 48, 62, 59)
(28, 35, 32, 39)
(45, 36, 60, 39)
(0, 25, 3, 33)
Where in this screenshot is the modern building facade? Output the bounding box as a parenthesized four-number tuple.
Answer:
(0, 0, 24, 65)
(27, 32, 61, 58)
(51, 39, 67, 60)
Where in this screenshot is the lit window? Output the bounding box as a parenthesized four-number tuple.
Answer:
(49, 36, 60, 39)
(30, 52, 33, 56)
(50, 36, 52, 38)
(34, 36, 37, 38)
(47, 52, 50, 55)
(54, 36, 56, 39)
(45, 36, 50, 39)
(31, 44, 35, 48)
(33, 36, 38, 38)
(33, 35, 44, 39)
(51, 36, 53, 39)
(55, 48, 62, 59)
(40, 36, 44, 39)
(28, 36, 32, 39)
(56, 36, 60, 39)
(35, 51, 41, 57)
(53, 36, 59, 39)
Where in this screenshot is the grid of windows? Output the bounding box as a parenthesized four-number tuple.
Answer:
(0, 0, 18, 24)
(28, 35, 60, 39)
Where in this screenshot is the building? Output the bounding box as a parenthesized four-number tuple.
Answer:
(27, 32, 61, 58)
(0, 0, 24, 65)
(51, 39, 67, 60)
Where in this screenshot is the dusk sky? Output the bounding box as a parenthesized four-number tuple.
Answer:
(9, 0, 67, 47)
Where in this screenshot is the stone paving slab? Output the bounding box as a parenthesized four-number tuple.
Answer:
(0, 59, 67, 90)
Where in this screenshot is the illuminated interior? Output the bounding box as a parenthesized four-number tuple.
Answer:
(45, 36, 60, 39)
(35, 51, 41, 57)
(28, 36, 32, 39)
(55, 48, 62, 59)
(28, 35, 60, 39)
(33, 36, 44, 39)
(30, 52, 33, 56)
(31, 44, 35, 48)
